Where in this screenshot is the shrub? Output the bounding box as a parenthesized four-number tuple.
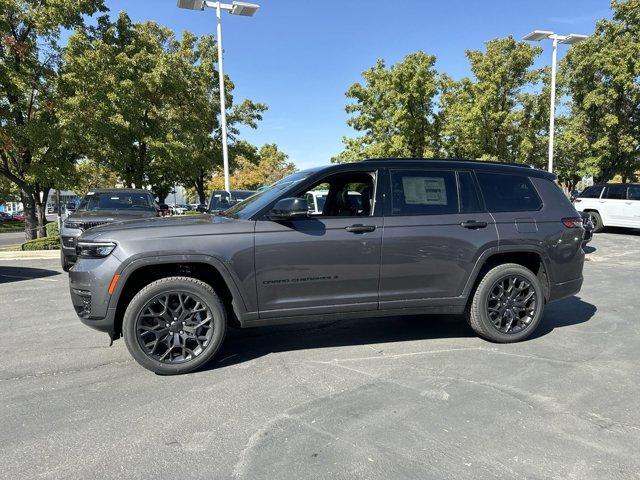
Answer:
(45, 221, 60, 238)
(21, 236, 60, 251)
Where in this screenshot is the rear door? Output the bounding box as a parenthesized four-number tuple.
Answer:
(601, 184, 629, 226)
(379, 168, 498, 309)
(623, 185, 640, 228)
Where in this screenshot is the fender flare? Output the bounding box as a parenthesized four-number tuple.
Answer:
(107, 252, 250, 318)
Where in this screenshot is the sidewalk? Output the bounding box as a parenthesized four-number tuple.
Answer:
(0, 249, 60, 260)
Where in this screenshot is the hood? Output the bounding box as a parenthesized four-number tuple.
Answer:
(79, 213, 246, 242)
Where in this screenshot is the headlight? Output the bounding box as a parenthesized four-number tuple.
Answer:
(76, 241, 117, 258)
(64, 220, 82, 229)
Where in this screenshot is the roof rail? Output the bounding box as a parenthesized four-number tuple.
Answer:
(360, 157, 535, 169)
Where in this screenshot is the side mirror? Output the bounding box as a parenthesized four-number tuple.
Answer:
(269, 198, 309, 220)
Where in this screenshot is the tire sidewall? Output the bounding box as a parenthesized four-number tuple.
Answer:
(589, 212, 603, 233)
(123, 278, 226, 375)
(475, 265, 544, 343)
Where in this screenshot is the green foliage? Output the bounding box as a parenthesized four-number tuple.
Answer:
(71, 159, 120, 196)
(21, 236, 60, 250)
(334, 52, 443, 162)
(439, 37, 545, 165)
(0, 0, 106, 239)
(208, 143, 296, 190)
(559, 0, 640, 183)
(60, 15, 267, 204)
(0, 220, 24, 233)
(45, 221, 59, 238)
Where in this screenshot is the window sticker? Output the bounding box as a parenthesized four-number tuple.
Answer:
(402, 177, 447, 205)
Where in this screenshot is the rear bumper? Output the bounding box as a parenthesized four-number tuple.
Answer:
(549, 277, 583, 302)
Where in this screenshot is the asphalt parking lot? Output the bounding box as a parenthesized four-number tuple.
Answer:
(1, 231, 639, 479)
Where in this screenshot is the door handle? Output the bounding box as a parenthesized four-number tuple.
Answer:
(345, 224, 376, 233)
(460, 220, 488, 229)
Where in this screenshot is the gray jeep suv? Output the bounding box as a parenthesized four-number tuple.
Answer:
(68, 159, 585, 374)
(60, 189, 158, 271)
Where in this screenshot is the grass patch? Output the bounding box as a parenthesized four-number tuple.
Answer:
(21, 236, 60, 251)
(0, 220, 24, 233)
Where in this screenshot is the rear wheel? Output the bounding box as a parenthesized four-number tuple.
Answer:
(588, 211, 604, 233)
(123, 276, 227, 375)
(467, 263, 544, 343)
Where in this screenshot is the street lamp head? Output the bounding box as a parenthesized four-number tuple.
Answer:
(523, 30, 554, 41)
(177, 0, 204, 10)
(230, 1, 259, 16)
(561, 33, 589, 45)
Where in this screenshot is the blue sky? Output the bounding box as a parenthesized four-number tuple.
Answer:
(102, 0, 611, 168)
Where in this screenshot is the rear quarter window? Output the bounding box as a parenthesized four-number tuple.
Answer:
(476, 172, 542, 212)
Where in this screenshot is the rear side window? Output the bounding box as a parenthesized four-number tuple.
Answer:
(476, 172, 542, 212)
(605, 184, 627, 200)
(390, 170, 458, 216)
(628, 186, 640, 201)
(579, 185, 604, 199)
(457, 171, 483, 213)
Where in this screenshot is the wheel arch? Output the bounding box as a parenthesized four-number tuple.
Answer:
(110, 255, 248, 339)
(465, 249, 550, 306)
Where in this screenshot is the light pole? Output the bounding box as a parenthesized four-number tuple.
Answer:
(523, 30, 588, 173)
(177, 1, 260, 193)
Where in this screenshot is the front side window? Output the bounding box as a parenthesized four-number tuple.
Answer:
(390, 170, 458, 216)
(476, 172, 542, 212)
(605, 184, 627, 200)
(579, 185, 604, 199)
(295, 172, 375, 217)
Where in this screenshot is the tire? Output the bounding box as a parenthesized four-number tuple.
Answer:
(61, 250, 71, 272)
(123, 276, 227, 375)
(588, 211, 604, 233)
(467, 263, 544, 343)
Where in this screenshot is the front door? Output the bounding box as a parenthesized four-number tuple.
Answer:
(255, 170, 382, 318)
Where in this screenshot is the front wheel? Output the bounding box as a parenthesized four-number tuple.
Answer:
(467, 263, 544, 343)
(123, 277, 227, 375)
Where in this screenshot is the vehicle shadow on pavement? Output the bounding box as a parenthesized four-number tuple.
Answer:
(529, 296, 596, 340)
(0, 266, 60, 284)
(203, 296, 596, 371)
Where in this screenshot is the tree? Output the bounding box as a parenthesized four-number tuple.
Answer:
(60, 13, 178, 191)
(0, 175, 19, 205)
(71, 159, 119, 196)
(61, 16, 266, 205)
(0, 0, 106, 239)
(333, 52, 444, 162)
(439, 37, 545, 164)
(560, 0, 640, 183)
(167, 32, 266, 204)
(207, 143, 296, 191)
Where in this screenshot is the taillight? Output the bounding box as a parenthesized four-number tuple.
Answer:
(562, 217, 583, 228)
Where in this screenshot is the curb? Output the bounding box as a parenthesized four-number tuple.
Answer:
(0, 250, 60, 260)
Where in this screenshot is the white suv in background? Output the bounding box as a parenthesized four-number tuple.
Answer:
(574, 183, 640, 232)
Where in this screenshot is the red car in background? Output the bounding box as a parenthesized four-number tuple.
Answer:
(11, 211, 25, 222)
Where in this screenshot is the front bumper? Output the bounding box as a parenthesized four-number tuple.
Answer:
(68, 254, 121, 334)
(60, 227, 82, 262)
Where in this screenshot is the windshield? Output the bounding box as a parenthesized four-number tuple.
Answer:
(221, 171, 313, 219)
(78, 192, 156, 211)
